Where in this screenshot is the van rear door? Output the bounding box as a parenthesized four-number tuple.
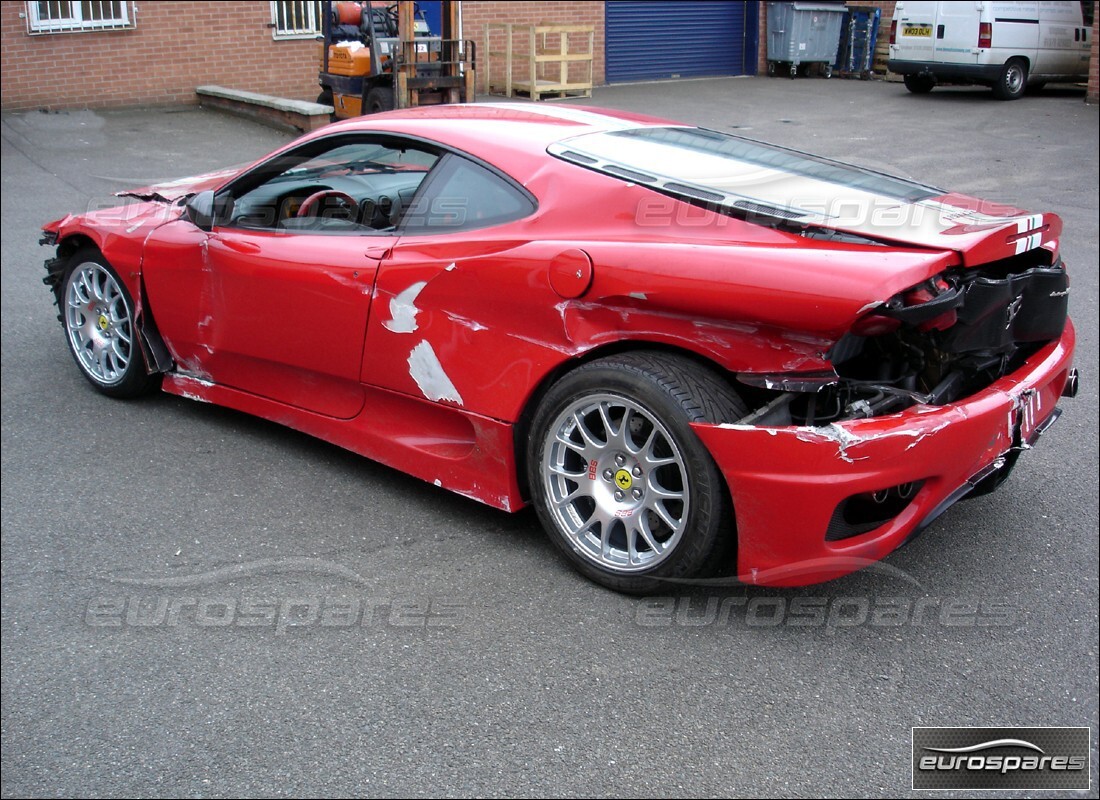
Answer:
(892, 1, 937, 62)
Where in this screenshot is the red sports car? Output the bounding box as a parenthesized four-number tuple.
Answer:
(40, 104, 1077, 593)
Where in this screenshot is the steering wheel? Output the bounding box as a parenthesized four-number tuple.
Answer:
(296, 189, 358, 219)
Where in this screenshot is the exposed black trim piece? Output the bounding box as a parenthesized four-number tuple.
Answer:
(887, 58, 1003, 84)
(994, 17, 1039, 24)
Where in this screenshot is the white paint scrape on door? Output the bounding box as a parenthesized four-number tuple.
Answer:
(407, 340, 463, 405)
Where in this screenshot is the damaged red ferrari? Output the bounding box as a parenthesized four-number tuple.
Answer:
(41, 103, 1077, 593)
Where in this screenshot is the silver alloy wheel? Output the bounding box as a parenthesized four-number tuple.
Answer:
(65, 261, 133, 386)
(542, 393, 690, 573)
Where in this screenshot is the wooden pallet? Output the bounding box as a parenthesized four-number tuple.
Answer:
(508, 79, 592, 101)
(873, 39, 903, 81)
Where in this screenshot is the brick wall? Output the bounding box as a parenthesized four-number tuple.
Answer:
(1088, 1, 1099, 103)
(0, 1, 321, 112)
(461, 1, 605, 91)
(758, 1, 896, 75)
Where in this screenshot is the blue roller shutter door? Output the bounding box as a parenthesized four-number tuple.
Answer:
(605, 1, 757, 82)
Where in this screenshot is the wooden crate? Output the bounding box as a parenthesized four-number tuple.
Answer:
(484, 23, 594, 100)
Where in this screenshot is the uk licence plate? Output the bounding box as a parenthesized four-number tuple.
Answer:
(904, 24, 933, 37)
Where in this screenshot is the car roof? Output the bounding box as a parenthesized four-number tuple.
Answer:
(316, 102, 683, 181)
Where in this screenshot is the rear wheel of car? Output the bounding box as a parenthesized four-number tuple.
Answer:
(366, 87, 395, 114)
(526, 352, 747, 594)
(60, 249, 159, 399)
(903, 73, 936, 94)
(993, 58, 1027, 100)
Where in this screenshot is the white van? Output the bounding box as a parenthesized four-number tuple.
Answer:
(887, 1, 1092, 99)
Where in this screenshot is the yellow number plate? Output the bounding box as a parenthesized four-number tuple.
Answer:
(904, 24, 933, 37)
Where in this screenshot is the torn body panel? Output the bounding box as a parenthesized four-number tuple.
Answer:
(42, 203, 184, 377)
(43, 201, 182, 303)
(360, 229, 961, 423)
(116, 167, 244, 204)
(141, 222, 385, 419)
(693, 321, 1076, 586)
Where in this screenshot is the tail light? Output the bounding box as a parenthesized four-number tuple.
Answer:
(978, 22, 992, 48)
(889, 20, 897, 44)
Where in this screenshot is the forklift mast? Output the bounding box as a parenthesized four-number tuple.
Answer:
(318, 1, 476, 118)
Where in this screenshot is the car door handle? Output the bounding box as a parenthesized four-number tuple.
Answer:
(222, 239, 262, 255)
(364, 245, 392, 260)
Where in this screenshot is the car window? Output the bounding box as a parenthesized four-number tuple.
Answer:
(398, 154, 536, 234)
(549, 126, 942, 223)
(223, 137, 440, 234)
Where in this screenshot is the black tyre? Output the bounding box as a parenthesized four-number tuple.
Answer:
(59, 248, 160, 398)
(317, 88, 338, 122)
(903, 73, 936, 94)
(365, 86, 395, 114)
(992, 58, 1027, 100)
(526, 352, 747, 594)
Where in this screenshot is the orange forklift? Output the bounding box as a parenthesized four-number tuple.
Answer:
(318, 1, 476, 118)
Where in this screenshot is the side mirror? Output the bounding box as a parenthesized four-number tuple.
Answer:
(185, 190, 216, 231)
(185, 191, 234, 231)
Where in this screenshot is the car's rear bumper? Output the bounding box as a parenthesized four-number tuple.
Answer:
(691, 319, 1077, 587)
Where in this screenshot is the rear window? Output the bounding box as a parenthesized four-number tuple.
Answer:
(548, 127, 941, 217)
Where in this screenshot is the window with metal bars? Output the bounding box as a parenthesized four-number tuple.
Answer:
(271, 0, 324, 39)
(26, 1, 134, 34)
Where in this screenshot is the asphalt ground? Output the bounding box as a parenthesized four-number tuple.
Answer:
(2, 76, 1097, 798)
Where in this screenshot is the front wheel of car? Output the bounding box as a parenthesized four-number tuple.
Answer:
(526, 352, 747, 594)
(60, 249, 160, 398)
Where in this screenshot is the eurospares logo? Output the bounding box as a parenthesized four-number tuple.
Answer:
(912, 727, 1090, 790)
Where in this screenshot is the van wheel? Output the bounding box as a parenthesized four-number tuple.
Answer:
(993, 58, 1027, 100)
(903, 74, 935, 94)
